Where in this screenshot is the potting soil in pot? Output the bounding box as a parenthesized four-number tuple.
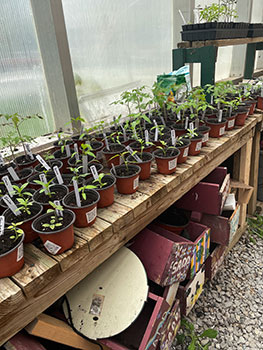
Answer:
(34, 212, 73, 233)
(0, 231, 23, 255)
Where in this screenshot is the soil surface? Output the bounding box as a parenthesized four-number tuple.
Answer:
(34, 211, 73, 233)
(5, 204, 41, 223)
(64, 190, 98, 207)
(0, 230, 23, 255)
(34, 186, 67, 204)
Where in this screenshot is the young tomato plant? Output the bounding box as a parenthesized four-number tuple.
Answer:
(7, 222, 24, 242)
(42, 202, 64, 231)
(16, 198, 33, 215)
(34, 178, 55, 198)
(186, 128, 199, 139)
(92, 173, 108, 189)
(78, 184, 97, 201)
(156, 140, 178, 157)
(11, 183, 32, 200)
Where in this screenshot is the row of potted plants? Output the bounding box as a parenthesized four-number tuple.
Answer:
(0, 78, 262, 278)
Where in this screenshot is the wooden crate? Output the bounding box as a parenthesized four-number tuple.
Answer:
(100, 292, 170, 350)
(177, 265, 205, 316)
(130, 224, 195, 287)
(200, 204, 240, 245)
(176, 167, 230, 215)
(159, 300, 181, 350)
(205, 244, 227, 280)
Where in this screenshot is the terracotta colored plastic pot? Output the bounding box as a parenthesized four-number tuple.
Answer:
(53, 150, 72, 173)
(129, 141, 153, 153)
(153, 148, 180, 175)
(176, 139, 190, 164)
(225, 114, 237, 131)
(198, 126, 211, 147)
(127, 152, 153, 180)
(257, 96, 263, 110)
(235, 108, 249, 126)
(0, 231, 24, 278)
(110, 164, 141, 194)
(86, 175, 116, 208)
(186, 133, 204, 156)
(4, 203, 43, 243)
(245, 100, 257, 115)
(0, 162, 17, 178)
(63, 189, 100, 227)
(33, 184, 69, 212)
(205, 118, 227, 138)
(15, 154, 38, 170)
(174, 126, 187, 137)
(102, 143, 125, 167)
(12, 168, 34, 185)
(34, 160, 63, 174)
(32, 209, 76, 254)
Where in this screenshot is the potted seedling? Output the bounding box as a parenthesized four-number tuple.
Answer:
(33, 175, 68, 211)
(34, 151, 63, 174)
(32, 201, 76, 254)
(53, 132, 73, 173)
(86, 171, 116, 208)
(110, 151, 141, 194)
(175, 135, 191, 164)
(0, 220, 25, 278)
(62, 179, 100, 228)
(102, 136, 126, 167)
(68, 116, 88, 147)
(184, 127, 204, 156)
(53, 130, 74, 151)
(3, 193, 43, 243)
(0, 131, 19, 176)
(153, 140, 180, 175)
(69, 142, 96, 170)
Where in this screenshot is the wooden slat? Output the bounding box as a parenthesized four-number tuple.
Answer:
(11, 244, 60, 298)
(178, 36, 263, 49)
(114, 191, 151, 219)
(0, 279, 25, 318)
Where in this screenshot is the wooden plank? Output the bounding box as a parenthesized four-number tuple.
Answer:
(25, 313, 110, 350)
(178, 36, 263, 49)
(114, 191, 151, 219)
(11, 244, 60, 298)
(0, 279, 25, 318)
(75, 218, 113, 251)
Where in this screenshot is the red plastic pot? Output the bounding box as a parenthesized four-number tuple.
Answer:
(33, 185, 69, 212)
(15, 154, 38, 170)
(129, 141, 153, 154)
(110, 164, 141, 194)
(63, 189, 100, 227)
(225, 114, 237, 131)
(153, 148, 180, 175)
(257, 96, 263, 110)
(235, 108, 249, 126)
(0, 231, 24, 278)
(127, 152, 153, 180)
(198, 126, 211, 147)
(53, 150, 72, 173)
(186, 133, 204, 156)
(4, 203, 43, 243)
(86, 175, 116, 208)
(245, 100, 257, 115)
(176, 139, 190, 164)
(102, 143, 125, 168)
(32, 209, 76, 254)
(205, 119, 227, 138)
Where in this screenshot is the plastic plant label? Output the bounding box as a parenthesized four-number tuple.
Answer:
(121, 125, 127, 141)
(148, 105, 152, 117)
(195, 119, 199, 129)
(229, 106, 233, 116)
(2, 195, 21, 216)
(17, 244, 24, 262)
(82, 155, 88, 174)
(145, 130, 149, 145)
(73, 179, 81, 208)
(177, 110, 181, 120)
(185, 74, 192, 91)
(168, 158, 177, 170)
(111, 164, 117, 176)
(7, 167, 19, 181)
(171, 130, 176, 146)
(202, 133, 209, 143)
(73, 144, 79, 162)
(65, 144, 71, 157)
(80, 123, 84, 135)
(0, 216, 4, 236)
(133, 129, 138, 140)
(133, 176, 139, 190)
(178, 9, 186, 24)
(25, 143, 34, 160)
(103, 132, 109, 150)
(126, 146, 142, 162)
(86, 206, 97, 223)
(90, 165, 99, 180)
(85, 140, 90, 146)
(211, 95, 214, 104)
(54, 200, 63, 217)
(39, 173, 48, 194)
(160, 116, 166, 126)
(183, 147, 189, 157)
(218, 110, 223, 123)
(185, 117, 189, 129)
(36, 155, 51, 171)
(2, 175, 14, 197)
(189, 122, 194, 130)
(0, 154, 4, 166)
(53, 166, 63, 184)
(195, 142, 202, 152)
(228, 119, 235, 128)
(219, 126, 225, 136)
(44, 240, 61, 255)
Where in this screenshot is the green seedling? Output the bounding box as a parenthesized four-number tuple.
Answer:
(78, 184, 97, 201)
(11, 183, 32, 200)
(8, 222, 24, 242)
(156, 140, 178, 157)
(186, 128, 199, 139)
(80, 143, 96, 158)
(16, 197, 33, 215)
(34, 178, 55, 198)
(92, 173, 108, 189)
(42, 202, 64, 231)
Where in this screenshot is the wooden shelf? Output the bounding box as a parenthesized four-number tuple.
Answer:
(0, 112, 262, 346)
(178, 36, 263, 49)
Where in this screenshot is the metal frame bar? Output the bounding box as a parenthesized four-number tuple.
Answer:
(244, 42, 263, 79)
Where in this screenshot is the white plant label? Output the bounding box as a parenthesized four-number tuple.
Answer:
(85, 140, 90, 146)
(148, 105, 152, 117)
(133, 128, 138, 140)
(189, 122, 194, 130)
(177, 110, 181, 120)
(229, 106, 233, 116)
(2, 175, 14, 197)
(39, 173, 48, 194)
(0, 216, 4, 236)
(178, 9, 186, 24)
(228, 119, 235, 128)
(25, 143, 34, 160)
(17, 244, 23, 262)
(185, 117, 189, 129)
(65, 144, 71, 157)
(202, 133, 209, 143)
(219, 126, 225, 136)
(73, 144, 79, 162)
(195, 142, 202, 152)
(44, 240, 61, 255)
(171, 130, 176, 146)
(82, 155, 88, 174)
(103, 132, 109, 150)
(133, 176, 139, 190)
(121, 125, 127, 141)
(53, 166, 63, 185)
(86, 206, 97, 223)
(111, 163, 117, 176)
(7, 167, 19, 181)
(73, 179, 81, 207)
(168, 158, 177, 170)
(36, 155, 51, 171)
(211, 95, 214, 104)
(183, 147, 189, 157)
(126, 146, 142, 162)
(54, 200, 63, 217)
(80, 123, 84, 135)
(0, 154, 4, 166)
(185, 74, 192, 91)
(90, 165, 99, 180)
(160, 116, 166, 126)
(195, 119, 199, 129)
(2, 194, 21, 216)
(145, 130, 149, 145)
(218, 110, 223, 123)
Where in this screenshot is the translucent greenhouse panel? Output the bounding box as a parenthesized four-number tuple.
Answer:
(0, 0, 55, 140)
(62, 0, 172, 124)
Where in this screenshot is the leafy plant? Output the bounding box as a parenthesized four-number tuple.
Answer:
(156, 140, 178, 157)
(0, 130, 20, 161)
(69, 166, 88, 182)
(11, 183, 32, 200)
(92, 173, 108, 189)
(186, 128, 199, 139)
(7, 222, 24, 242)
(110, 150, 132, 171)
(42, 202, 64, 230)
(16, 198, 33, 215)
(80, 143, 96, 158)
(78, 184, 97, 200)
(34, 178, 55, 198)
(176, 319, 217, 349)
(43, 151, 55, 164)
